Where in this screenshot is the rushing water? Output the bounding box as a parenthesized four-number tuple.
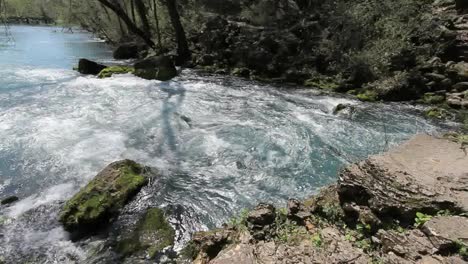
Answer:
(0, 26, 448, 263)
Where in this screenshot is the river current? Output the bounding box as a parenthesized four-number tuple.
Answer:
(0, 26, 448, 263)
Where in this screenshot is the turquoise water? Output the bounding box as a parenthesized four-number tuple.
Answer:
(0, 26, 445, 263)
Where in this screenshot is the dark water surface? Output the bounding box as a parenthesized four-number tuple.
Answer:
(0, 26, 446, 263)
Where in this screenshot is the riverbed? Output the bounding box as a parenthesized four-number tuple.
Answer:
(0, 25, 448, 263)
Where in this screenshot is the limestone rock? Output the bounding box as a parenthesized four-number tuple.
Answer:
(422, 216, 468, 250)
(377, 229, 437, 261)
(338, 134, 468, 223)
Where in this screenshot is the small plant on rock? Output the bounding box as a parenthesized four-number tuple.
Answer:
(414, 212, 432, 227)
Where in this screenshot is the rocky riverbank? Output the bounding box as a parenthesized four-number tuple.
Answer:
(186, 134, 468, 263)
(29, 132, 465, 263)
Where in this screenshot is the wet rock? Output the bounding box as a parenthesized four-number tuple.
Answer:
(421, 216, 468, 251)
(59, 160, 149, 237)
(1, 196, 19, 205)
(332, 103, 356, 116)
(338, 134, 468, 224)
(134, 55, 177, 81)
(231, 67, 250, 78)
(116, 208, 175, 258)
(113, 43, 147, 60)
(77, 59, 107, 75)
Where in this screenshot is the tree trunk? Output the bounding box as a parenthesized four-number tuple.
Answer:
(152, 0, 162, 49)
(130, 0, 136, 23)
(163, 0, 190, 62)
(134, 0, 151, 38)
(97, 0, 155, 48)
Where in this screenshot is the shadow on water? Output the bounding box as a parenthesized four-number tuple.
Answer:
(146, 81, 186, 165)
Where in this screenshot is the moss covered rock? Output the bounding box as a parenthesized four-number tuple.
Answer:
(59, 160, 148, 236)
(423, 92, 445, 104)
(356, 90, 378, 102)
(117, 208, 175, 258)
(304, 77, 339, 90)
(425, 107, 450, 119)
(97, 66, 134, 78)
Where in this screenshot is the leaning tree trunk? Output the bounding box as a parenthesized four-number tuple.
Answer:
(97, 0, 155, 49)
(163, 0, 191, 63)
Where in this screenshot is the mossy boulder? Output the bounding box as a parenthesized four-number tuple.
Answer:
(134, 55, 177, 81)
(97, 66, 134, 78)
(425, 107, 450, 119)
(356, 90, 378, 102)
(116, 208, 175, 258)
(423, 93, 445, 104)
(304, 77, 339, 90)
(59, 160, 148, 237)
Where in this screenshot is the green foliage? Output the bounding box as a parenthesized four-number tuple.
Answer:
(228, 208, 249, 231)
(425, 107, 449, 119)
(456, 240, 468, 258)
(311, 232, 322, 247)
(414, 212, 432, 227)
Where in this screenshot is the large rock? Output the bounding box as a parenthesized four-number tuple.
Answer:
(77, 58, 107, 75)
(113, 43, 147, 60)
(338, 134, 468, 223)
(59, 160, 148, 237)
(133, 55, 177, 81)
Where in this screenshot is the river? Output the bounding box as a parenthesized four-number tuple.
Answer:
(0, 26, 448, 263)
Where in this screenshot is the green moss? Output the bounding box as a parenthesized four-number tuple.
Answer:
(117, 208, 175, 258)
(304, 78, 340, 90)
(97, 66, 134, 78)
(356, 90, 378, 102)
(422, 93, 445, 104)
(425, 107, 449, 119)
(59, 160, 147, 232)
